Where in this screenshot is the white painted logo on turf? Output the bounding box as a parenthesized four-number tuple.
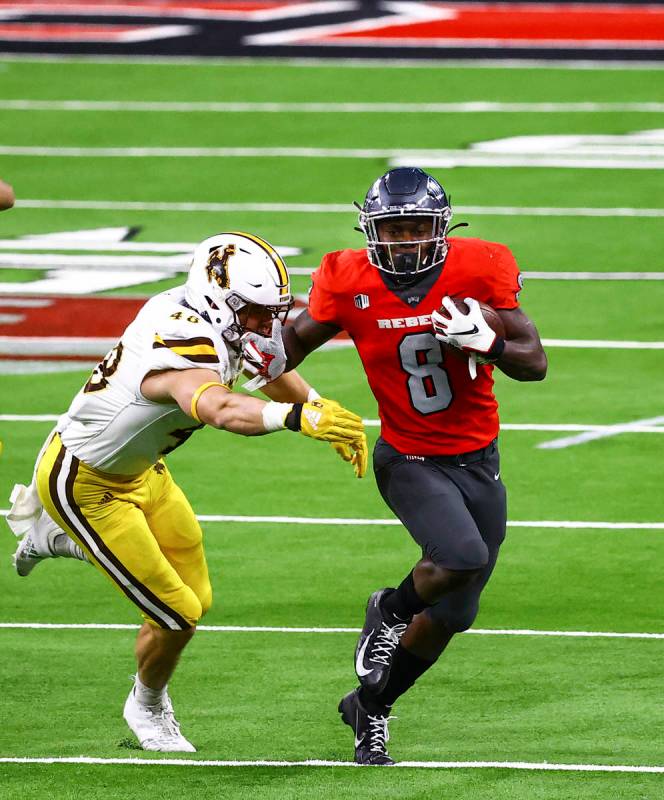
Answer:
(0, 227, 300, 295)
(390, 129, 664, 170)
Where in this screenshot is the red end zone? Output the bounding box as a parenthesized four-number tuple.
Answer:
(307, 3, 664, 49)
(0, 296, 147, 361)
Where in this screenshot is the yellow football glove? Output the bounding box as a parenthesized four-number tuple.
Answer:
(331, 433, 368, 479)
(296, 397, 365, 444)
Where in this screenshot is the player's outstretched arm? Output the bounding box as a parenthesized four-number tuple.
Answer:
(257, 369, 313, 403)
(0, 179, 15, 210)
(260, 373, 368, 478)
(494, 307, 548, 381)
(141, 367, 366, 444)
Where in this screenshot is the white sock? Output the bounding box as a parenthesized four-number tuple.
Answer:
(134, 675, 166, 707)
(51, 533, 88, 562)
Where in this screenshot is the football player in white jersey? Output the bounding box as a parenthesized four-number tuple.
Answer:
(7, 232, 367, 753)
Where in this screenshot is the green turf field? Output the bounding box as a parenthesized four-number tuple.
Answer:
(0, 57, 663, 799)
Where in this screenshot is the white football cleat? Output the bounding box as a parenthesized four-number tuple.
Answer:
(123, 686, 196, 752)
(13, 511, 62, 577)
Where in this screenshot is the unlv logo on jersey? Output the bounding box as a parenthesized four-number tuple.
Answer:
(354, 294, 370, 310)
(206, 244, 236, 290)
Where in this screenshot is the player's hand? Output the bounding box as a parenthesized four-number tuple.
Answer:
(293, 398, 365, 444)
(431, 296, 497, 355)
(242, 319, 286, 390)
(331, 433, 368, 478)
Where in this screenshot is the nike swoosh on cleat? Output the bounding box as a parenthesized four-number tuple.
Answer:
(355, 636, 374, 678)
(494, 472, 500, 480)
(354, 710, 364, 748)
(452, 325, 479, 335)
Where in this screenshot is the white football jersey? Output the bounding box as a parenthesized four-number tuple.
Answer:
(58, 286, 242, 475)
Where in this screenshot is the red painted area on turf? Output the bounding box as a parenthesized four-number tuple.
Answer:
(0, 1, 293, 14)
(0, 23, 180, 41)
(0, 295, 333, 360)
(0, 296, 145, 338)
(322, 4, 664, 47)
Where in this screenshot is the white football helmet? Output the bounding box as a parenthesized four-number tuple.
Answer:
(184, 232, 293, 342)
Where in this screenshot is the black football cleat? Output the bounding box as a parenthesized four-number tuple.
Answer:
(338, 689, 395, 766)
(355, 588, 409, 693)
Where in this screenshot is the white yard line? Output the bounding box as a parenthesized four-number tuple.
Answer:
(2, 416, 663, 433)
(3, 146, 664, 169)
(1, 622, 662, 640)
(538, 415, 664, 450)
(541, 339, 664, 349)
(15, 199, 664, 218)
(524, 271, 664, 280)
(0, 756, 662, 772)
(4, 100, 664, 113)
(1, 337, 662, 356)
(0, 508, 662, 530)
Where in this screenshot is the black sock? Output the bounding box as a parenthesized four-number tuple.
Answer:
(361, 643, 435, 711)
(381, 571, 428, 621)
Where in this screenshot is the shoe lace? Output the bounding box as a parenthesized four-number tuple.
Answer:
(367, 712, 396, 754)
(370, 621, 408, 666)
(144, 698, 183, 742)
(22, 536, 41, 559)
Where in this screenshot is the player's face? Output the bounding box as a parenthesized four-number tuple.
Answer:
(376, 217, 434, 252)
(238, 303, 274, 336)
(375, 217, 436, 276)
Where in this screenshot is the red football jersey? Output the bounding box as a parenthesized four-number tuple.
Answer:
(308, 237, 522, 455)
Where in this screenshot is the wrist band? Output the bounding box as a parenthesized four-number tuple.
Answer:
(261, 401, 293, 432)
(284, 404, 303, 432)
(486, 336, 506, 362)
(190, 381, 227, 423)
(307, 387, 321, 402)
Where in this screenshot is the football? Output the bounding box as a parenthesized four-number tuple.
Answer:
(439, 297, 506, 339)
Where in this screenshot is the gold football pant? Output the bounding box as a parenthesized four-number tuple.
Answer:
(36, 433, 212, 629)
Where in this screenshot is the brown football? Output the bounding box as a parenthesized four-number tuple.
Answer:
(439, 297, 506, 339)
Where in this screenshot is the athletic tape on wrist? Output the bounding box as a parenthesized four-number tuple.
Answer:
(261, 401, 293, 432)
(307, 387, 321, 402)
(190, 381, 227, 423)
(487, 336, 506, 361)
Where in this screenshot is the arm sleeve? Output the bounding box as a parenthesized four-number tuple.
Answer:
(486, 243, 523, 310)
(308, 252, 343, 326)
(146, 318, 231, 384)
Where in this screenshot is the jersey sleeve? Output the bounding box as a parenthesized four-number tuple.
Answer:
(308, 251, 343, 325)
(147, 315, 232, 385)
(485, 242, 523, 309)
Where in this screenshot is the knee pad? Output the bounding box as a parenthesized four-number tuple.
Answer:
(430, 535, 489, 572)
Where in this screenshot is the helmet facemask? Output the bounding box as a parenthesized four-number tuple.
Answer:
(226, 294, 292, 341)
(362, 209, 452, 281)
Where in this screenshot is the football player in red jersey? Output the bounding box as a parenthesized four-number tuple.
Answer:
(282, 167, 547, 765)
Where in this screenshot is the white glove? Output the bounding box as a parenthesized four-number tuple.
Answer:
(431, 296, 497, 355)
(242, 319, 287, 391)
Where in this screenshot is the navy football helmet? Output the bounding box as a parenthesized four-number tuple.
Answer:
(358, 167, 452, 279)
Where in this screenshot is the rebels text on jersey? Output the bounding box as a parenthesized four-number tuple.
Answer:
(308, 238, 522, 455)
